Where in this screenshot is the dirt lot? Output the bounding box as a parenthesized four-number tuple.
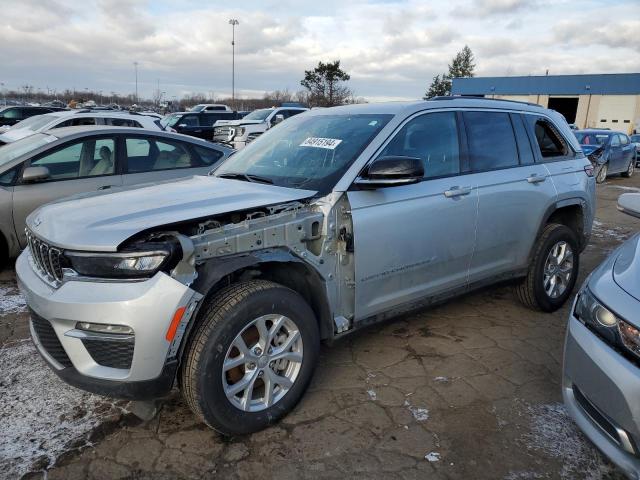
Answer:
(2, 174, 639, 480)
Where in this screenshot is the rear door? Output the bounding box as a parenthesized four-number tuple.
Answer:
(463, 111, 557, 282)
(609, 134, 624, 172)
(619, 134, 635, 171)
(348, 110, 478, 320)
(12, 135, 123, 246)
(121, 135, 225, 185)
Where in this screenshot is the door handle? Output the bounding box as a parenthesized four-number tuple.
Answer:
(526, 174, 547, 184)
(98, 185, 113, 190)
(444, 186, 472, 198)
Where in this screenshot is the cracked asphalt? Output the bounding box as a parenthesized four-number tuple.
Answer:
(2, 174, 639, 480)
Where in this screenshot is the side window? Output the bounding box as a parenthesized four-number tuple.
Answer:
(180, 115, 199, 127)
(611, 135, 621, 147)
(30, 138, 115, 180)
(526, 116, 569, 159)
(0, 166, 20, 186)
(154, 140, 194, 170)
(3, 109, 20, 119)
(125, 138, 152, 173)
(620, 135, 629, 146)
(54, 119, 73, 128)
(512, 114, 535, 165)
(379, 111, 460, 179)
(288, 110, 304, 118)
(463, 112, 518, 171)
(193, 145, 224, 166)
(71, 117, 96, 126)
(106, 118, 141, 127)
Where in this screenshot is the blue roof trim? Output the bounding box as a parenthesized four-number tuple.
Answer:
(452, 73, 640, 95)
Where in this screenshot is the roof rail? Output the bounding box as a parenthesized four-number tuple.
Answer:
(429, 95, 541, 107)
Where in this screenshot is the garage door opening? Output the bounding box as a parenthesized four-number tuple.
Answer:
(548, 97, 579, 124)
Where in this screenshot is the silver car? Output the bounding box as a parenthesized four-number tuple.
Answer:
(0, 126, 232, 262)
(17, 98, 595, 435)
(563, 193, 640, 479)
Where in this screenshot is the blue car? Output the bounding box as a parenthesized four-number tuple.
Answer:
(563, 193, 640, 478)
(575, 129, 636, 183)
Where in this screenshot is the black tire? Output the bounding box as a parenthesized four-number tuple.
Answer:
(515, 223, 580, 312)
(181, 280, 320, 435)
(0, 234, 7, 271)
(596, 162, 608, 184)
(621, 159, 634, 178)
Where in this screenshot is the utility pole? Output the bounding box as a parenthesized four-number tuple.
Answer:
(229, 19, 239, 104)
(133, 61, 139, 104)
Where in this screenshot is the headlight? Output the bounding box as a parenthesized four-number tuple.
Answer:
(574, 287, 640, 362)
(64, 245, 173, 279)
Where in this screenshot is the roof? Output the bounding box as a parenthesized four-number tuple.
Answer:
(452, 73, 640, 96)
(309, 97, 548, 117)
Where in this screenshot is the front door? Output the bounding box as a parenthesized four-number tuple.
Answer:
(12, 136, 122, 247)
(347, 111, 478, 320)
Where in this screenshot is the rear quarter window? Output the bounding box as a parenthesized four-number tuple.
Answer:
(525, 116, 570, 159)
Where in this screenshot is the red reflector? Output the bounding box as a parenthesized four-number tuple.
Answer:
(166, 306, 187, 342)
(584, 165, 594, 177)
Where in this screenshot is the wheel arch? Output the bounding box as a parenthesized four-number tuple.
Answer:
(183, 248, 333, 355)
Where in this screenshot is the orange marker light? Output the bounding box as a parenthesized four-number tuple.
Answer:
(166, 306, 187, 342)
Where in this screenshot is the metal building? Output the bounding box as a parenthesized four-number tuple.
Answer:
(452, 73, 640, 133)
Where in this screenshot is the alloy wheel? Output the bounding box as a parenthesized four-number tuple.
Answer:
(543, 241, 574, 299)
(222, 314, 303, 412)
(628, 161, 635, 176)
(596, 163, 608, 183)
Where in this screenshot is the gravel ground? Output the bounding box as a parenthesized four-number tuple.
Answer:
(1, 175, 639, 480)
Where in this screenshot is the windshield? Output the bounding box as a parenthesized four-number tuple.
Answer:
(575, 132, 610, 145)
(0, 133, 56, 169)
(214, 113, 393, 192)
(631, 135, 640, 142)
(242, 109, 273, 121)
(7, 114, 57, 132)
(190, 105, 205, 112)
(160, 114, 181, 129)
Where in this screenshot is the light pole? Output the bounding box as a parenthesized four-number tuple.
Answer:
(229, 19, 239, 104)
(133, 61, 139, 104)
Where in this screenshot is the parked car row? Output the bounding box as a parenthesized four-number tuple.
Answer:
(0, 105, 68, 132)
(2, 96, 638, 478)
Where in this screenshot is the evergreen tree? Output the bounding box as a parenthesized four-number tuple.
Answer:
(424, 45, 476, 99)
(300, 60, 352, 107)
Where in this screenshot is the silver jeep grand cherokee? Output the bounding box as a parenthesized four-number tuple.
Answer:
(17, 98, 596, 435)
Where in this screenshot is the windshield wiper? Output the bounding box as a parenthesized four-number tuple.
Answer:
(217, 172, 274, 184)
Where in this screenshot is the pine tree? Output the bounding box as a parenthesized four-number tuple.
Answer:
(300, 60, 352, 107)
(424, 45, 475, 99)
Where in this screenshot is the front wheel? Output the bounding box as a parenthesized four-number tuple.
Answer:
(596, 162, 608, 184)
(621, 159, 635, 178)
(181, 280, 320, 435)
(515, 223, 580, 312)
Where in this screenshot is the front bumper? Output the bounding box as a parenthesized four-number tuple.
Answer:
(16, 250, 198, 399)
(563, 312, 640, 479)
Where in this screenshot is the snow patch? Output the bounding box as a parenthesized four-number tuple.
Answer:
(0, 342, 126, 477)
(404, 399, 429, 421)
(424, 451, 440, 462)
(0, 286, 27, 315)
(367, 389, 377, 401)
(610, 185, 640, 192)
(522, 402, 618, 479)
(434, 376, 449, 383)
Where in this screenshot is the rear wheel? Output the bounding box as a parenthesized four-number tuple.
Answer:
(596, 162, 608, 184)
(181, 280, 320, 435)
(621, 159, 634, 178)
(515, 223, 579, 312)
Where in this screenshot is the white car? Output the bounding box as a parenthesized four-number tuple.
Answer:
(0, 110, 163, 145)
(213, 107, 308, 149)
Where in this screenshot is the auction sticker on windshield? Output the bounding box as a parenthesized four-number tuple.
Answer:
(300, 137, 343, 149)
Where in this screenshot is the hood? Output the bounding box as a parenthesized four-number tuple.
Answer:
(580, 144, 604, 156)
(0, 127, 35, 143)
(27, 175, 317, 252)
(613, 233, 640, 303)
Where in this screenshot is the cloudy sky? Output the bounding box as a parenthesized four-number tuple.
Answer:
(1, 0, 638, 102)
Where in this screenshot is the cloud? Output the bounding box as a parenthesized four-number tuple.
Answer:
(0, 0, 638, 101)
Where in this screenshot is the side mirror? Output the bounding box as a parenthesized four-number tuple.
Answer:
(22, 166, 50, 183)
(272, 114, 285, 125)
(618, 193, 640, 219)
(354, 156, 424, 189)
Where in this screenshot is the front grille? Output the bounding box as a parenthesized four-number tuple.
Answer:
(25, 229, 63, 282)
(30, 312, 73, 367)
(82, 339, 134, 369)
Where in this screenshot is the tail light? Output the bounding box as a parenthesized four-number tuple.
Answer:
(584, 165, 594, 177)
